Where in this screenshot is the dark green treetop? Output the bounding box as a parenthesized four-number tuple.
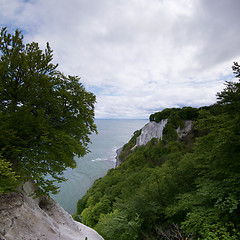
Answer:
(0, 28, 97, 195)
(216, 61, 240, 114)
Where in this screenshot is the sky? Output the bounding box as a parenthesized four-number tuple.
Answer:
(1, 0, 240, 119)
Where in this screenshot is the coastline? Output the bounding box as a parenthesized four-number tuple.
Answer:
(115, 147, 123, 168)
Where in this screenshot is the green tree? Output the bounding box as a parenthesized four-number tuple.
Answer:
(77, 62, 240, 239)
(217, 62, 240, 114)
(0, 28, 97, 195)
(0, 154, 19, 194)
(95, 210, 141, 240)
(166, 64, 240, 237)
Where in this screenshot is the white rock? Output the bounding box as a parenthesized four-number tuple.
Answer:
(177, 120, 193, 138)
(0, 181, 104, 240)
(136, 119, 168, 146)
(135, 119, 193, 147)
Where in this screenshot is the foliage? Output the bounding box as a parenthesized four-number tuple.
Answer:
(119, 129, 141, 163)
(77, 63, 240, 239)
(0, 28, 96, 195)
(217, 62, 240, 114)
(150, 107, 199, 122)
(0, 154, 19, 194)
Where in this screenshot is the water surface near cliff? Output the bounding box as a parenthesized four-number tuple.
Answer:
(52, 119, 148, 214)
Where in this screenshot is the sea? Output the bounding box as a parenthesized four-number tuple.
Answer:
(51, 119, 148, 214)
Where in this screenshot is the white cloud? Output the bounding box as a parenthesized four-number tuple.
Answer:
(0, 0, 240, 118)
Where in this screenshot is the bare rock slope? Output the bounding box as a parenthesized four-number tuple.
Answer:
(0, 182, 104, 240)
(136, 119, 193, 146)
(136, 119, 168, 146)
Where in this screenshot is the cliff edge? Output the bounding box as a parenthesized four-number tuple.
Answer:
(0, 181, 104, 240)
(136, 119, 168, 146)
(135, 119, 193, 147)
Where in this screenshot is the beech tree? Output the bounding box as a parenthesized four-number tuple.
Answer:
(0, 28, 97, 195)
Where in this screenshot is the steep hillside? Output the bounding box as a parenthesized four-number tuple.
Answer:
(0, 181, 104, 240)
(76, 90, 240, 239)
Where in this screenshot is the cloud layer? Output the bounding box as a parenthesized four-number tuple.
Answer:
(1, 0, 240, 118)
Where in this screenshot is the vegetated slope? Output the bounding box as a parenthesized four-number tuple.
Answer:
(76, 64, 240, 240)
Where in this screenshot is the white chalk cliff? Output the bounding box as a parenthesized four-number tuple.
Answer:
(0, 181, 104, 240)
(136, 119, 168, 146)
(136, 119, 193, 147)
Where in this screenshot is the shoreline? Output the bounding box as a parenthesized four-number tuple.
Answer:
(115, 147, 123, 168)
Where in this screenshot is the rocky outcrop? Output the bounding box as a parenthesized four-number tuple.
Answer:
(0, 181, 104, 240)
(116, 119, 193, 166)
(115, 147, 123, 168)
(136, 119, 168, 146)
(135, 119, 193, 147)
(177, 120, 193, 138)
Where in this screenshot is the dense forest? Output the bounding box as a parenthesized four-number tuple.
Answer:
(76, 62, 240, 239)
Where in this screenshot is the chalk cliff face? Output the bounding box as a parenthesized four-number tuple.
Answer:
(177, 120, 193, 138)
(0, 181, 104, 240)
(136, 119, 168, 146)
(136, 119, 193, 147)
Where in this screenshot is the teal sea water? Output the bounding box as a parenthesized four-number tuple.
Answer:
(52, 119, 148, 214)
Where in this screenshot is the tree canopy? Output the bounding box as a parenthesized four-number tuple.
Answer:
(0, 28, 97, 195)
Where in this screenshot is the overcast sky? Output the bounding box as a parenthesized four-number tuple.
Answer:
(1, 0, 240, 119)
